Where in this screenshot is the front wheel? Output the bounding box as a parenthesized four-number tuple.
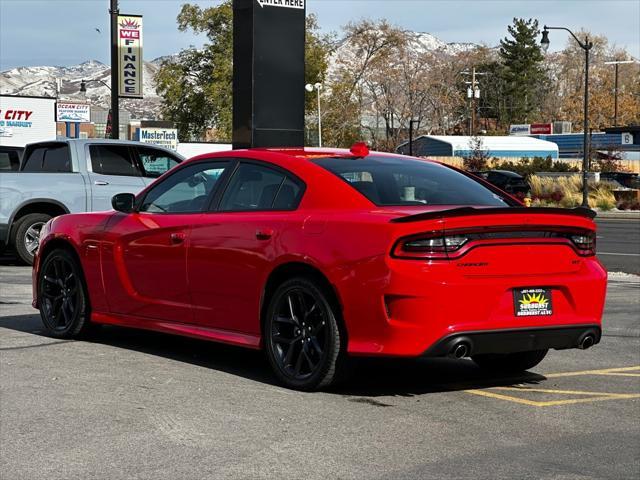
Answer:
(264, 277, 345, 391)
(38, 248, 92, 338)
(472, 349, 548, 373)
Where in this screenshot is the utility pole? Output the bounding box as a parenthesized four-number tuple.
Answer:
(541, 26, 593, 208)
(463, 67, 485, 136)
(109, 0, 120, 139)
(604, 60, 637, 126)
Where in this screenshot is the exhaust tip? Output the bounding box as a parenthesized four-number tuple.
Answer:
(579, 335, 595, 350)
(450, 343, 469, 359)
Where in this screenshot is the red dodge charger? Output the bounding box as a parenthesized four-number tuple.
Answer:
(32, 145, 607, 390)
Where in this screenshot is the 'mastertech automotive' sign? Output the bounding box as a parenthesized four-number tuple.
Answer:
(136, 127, 178, 151)
(117, 14, 143, 98)
(256, 0, 305, 9)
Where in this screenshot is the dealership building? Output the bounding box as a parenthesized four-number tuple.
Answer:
(397, 135, 559, 160)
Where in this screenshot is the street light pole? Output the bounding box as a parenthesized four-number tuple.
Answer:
(541, 26, 593, 208)
(109, 0, 120, 139)
(305, 82, 323, 147)
(604, 60, 637, 126)
(408, 119, 420, 157)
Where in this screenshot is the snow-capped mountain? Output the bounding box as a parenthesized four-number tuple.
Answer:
(0, 32, 479, 121)
(0, 58, 165, 119)
(409, 32, 478, 55)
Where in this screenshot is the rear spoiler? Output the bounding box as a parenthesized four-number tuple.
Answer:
(390, 207, 597, 224)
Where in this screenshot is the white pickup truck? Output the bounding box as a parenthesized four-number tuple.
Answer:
(0, 138, 183, 264)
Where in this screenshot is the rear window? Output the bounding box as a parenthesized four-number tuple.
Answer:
(21, 144, 71, 172)
(0, 149, 21, 171)
(314, 156, 511, 207)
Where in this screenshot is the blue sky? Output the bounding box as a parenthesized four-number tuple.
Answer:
(1, 0, 638, 70)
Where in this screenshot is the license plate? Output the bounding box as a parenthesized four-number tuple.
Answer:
(513, 288, 553, 317)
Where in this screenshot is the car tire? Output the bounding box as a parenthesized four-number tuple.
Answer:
(38, 248, 92, 339)
(264, 277, 345, 391)
(12, 213, 52, 265)
(472, 349, 548, 373)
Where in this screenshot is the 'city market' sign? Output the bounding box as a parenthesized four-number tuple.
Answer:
(117, 14, 143, 99)
(256, 0, 305, 9)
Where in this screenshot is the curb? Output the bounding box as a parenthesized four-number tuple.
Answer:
(595, 211, 640, 220)
(608, 272, 640, 283)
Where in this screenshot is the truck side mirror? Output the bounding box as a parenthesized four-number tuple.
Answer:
(111, 193, 136, 213)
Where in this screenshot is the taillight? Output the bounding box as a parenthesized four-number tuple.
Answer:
(393, 232, 468, 259)
(570, 232, 596, 256)
(392, 228, 597, 259)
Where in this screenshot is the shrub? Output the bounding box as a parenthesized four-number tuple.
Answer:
(593, 194, 615, 211)
(491, 156, 579, 177)
(617, 200, 640, 210)
(528, 174, 617, 210)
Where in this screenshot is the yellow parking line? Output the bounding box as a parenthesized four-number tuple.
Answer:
(545, 366, 640, 378)
(464, 389, 542, 406)
(531, 395, 640, 407)
(465, 388, 640, 407)
(494, 386, 638, 396)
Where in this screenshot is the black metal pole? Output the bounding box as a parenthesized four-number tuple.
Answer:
(581, 40, 590, 207)
(409, 121, 413, 157)
(613, 63, 619, 127)
(110, 0, 119, 139)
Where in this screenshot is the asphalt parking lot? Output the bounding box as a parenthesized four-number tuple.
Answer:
(596, 218, 640, 275)
(1, 263, 638, 479)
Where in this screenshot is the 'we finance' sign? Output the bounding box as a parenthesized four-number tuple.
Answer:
(118, 15, 143, 98)
(256, 0, 305, 9)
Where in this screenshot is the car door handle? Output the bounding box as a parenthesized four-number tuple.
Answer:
(256, 229, 274, 240)
(94, 181, 109, 186)
(170, 232, 186, 245)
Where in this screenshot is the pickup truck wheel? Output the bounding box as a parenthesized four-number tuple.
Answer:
(13, 213, 52, 265)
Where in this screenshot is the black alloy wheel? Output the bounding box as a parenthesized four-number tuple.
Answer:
(39, 249, 91, 338)
(265, 277, 344, 391)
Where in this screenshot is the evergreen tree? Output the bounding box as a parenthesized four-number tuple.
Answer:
(499, 18, 548, 124)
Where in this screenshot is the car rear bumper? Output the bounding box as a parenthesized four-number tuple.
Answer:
(340, 251, 607, 357)
(421, 325, 601, 357)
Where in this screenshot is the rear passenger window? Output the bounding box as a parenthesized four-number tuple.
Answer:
(218, 163, 302, 212)
(90, 145, 141, 176)
(273, 178, 302, 210)
(21, 147, 46, 171)
(20, 145, 71, 172)
(42, 145, 71, 172)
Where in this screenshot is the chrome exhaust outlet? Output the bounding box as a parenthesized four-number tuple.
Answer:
(450, 343, 469, 359)
(579, 334, 595, 350)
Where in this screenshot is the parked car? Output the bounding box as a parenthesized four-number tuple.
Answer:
(0, 145, 24, 171)
(477, 170, 531, 197)
(599, 172, 640, 190)
(33, 145, 607, 391)
(0, 139, 183, 264)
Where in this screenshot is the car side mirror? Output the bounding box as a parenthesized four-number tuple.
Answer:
(112, 193, 136, 213)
